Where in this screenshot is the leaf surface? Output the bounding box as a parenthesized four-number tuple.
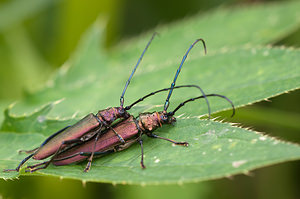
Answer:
(1, 1, 300, 184)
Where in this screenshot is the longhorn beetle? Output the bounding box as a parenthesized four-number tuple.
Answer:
(4, 36, 212, 172)
(24, 38, 235, 172)
(26, 91, 235, 172)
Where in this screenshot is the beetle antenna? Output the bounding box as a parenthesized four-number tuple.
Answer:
(168, 94, 235, 117)
(120, 32, 157, 107)
(163, 39, 210, 117)
(125, 85, 211, 119)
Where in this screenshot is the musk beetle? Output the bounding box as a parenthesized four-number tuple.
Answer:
(22, 39, 235, 172)
(26, 91, 235, 171)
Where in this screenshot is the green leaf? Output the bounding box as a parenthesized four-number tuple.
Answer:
(1, 118, 300, 184)
(1, 102, 75, 136)
(0, 100, 13, 126)
(1, 1, 300, 184)
(7, 1, 300, 118)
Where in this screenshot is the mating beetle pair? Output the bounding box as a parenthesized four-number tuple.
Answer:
(4, 33, 235, 173)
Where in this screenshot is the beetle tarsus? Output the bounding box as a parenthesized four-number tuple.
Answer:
(84, 162, 91, 172)
(173, 141, 189, 146)
(18, 147, 38, 154)
(147, 133, 188, 146)
(3, 169, 17, 172)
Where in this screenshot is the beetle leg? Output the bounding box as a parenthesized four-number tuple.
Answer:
(25, 161, 48, 172)
(137, 138, 146, 169)
(83, 123, 106, 172)
(27, 138, 84, 172)
(18, 147, 39, 154)
(4, 126, 72, 172)
(26, 150, 116, 172)
(53, 150, 115, 162)
(147, 133, 189, 146)
(79, 150, 115, 157)
(84, 124, 128, 172)
(55, 150, 115, 172)
(84, 130, 101, 172)
(109, 126, 126, 144)
(3, 154, 34, 172)
(97, 113, 125, 144)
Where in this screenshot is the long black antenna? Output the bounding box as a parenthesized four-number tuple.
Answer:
(168, 94, 235, 117)
(125, 84, 209, 111)
(120, 32, 157, 107)
(163, 39, 208, 114)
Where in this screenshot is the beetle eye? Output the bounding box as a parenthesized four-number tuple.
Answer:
(161, 115, 168, 121)
(119, 108, 125, 114)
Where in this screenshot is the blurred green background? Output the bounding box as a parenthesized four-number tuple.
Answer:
(0, 0, 299, 199)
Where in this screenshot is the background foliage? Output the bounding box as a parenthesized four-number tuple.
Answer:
(0, 0, 299, 199)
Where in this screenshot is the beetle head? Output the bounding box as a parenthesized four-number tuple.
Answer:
(115, 107, 129, 118)
(159, 111, 176, 124)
